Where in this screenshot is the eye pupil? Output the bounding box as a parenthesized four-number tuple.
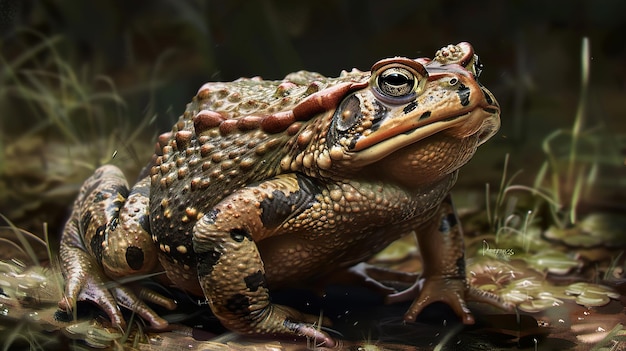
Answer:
(383, 73, 410, 86)
(377, 67, 415, 97)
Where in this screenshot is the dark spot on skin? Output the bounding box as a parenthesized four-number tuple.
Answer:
(196, 249, 222, 277)
(125, 246, 145, 270)
(457, 84, 470, 106)
(225, 293, 251, 315)
(403, 101, 417, 114)
(244, 270, 266, 292)
(419, 111, 431, 121)
(118, 185, 130, 198)
(259, 175, 320, 229)
(90, 225, 107, 263)
(456, 256, 466, 278)
(138, 214, 151, 234)
(230, 228, 252, 242)
(260, 190, 295, 229)
(348, 135, 359, 150)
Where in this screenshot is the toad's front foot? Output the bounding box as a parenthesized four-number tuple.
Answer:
(388, 276, 513, 324)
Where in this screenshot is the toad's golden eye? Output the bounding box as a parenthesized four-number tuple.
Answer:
(370, 58, 427, 104)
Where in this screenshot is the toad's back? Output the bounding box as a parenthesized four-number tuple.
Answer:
(147, 70, 371, 285)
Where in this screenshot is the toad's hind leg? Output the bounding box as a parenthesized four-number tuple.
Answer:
(59, 165, 174, 329)
(192, 174, 335, 347)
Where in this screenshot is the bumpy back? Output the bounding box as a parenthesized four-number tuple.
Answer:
(146, 70, 368, 264)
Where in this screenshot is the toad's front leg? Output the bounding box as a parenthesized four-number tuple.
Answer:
(192, 174, 335, 347)
(391, 195, 512, 324)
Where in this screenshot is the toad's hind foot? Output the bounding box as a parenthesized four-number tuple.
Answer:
(59, 269, 176, 330)
(266, 305, 336, 348)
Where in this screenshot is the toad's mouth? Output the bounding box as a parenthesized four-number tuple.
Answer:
(348, 107, 500, 167)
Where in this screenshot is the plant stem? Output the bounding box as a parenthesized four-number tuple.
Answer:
(566, 37, 590, 224)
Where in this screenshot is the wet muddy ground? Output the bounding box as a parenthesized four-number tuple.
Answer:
(0, 198, 625, 350)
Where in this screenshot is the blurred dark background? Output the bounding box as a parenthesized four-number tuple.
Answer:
(2, 0, 625, 129)
(0, 0, 625, 233)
